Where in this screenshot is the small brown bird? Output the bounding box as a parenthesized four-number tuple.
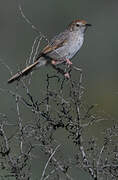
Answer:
(8, 19, 91, 83)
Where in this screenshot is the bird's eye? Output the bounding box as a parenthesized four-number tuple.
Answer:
(76, 23, 80, 27)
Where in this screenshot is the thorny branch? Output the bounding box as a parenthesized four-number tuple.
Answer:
(0, 65, 118, 180)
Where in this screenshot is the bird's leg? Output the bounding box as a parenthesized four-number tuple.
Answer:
(51, 64, 70, 79)
(66, 58, 72, 65)
(51, 59, 71, 79)
(51, 59, 72, 66)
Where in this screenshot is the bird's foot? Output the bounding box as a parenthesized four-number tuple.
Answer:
(66, 59, 72, 65)
(64, 72, 70, 79)
(51, 60, 57, 65)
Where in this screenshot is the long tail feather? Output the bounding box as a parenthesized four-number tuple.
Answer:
(8, 60, 41, 84)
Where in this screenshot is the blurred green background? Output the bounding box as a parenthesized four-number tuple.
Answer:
(0, 0, 118, 179)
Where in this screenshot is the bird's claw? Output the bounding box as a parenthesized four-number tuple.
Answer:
(66, 59, 72, 65)
(51, 60, 57, 65)
(64, 72, 70, 79)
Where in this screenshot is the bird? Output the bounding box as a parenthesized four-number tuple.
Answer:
(8, 19, 91, 83)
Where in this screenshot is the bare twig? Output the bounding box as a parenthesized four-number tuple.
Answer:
(0, 59, 13, 76)
(40, 144, 61, 180)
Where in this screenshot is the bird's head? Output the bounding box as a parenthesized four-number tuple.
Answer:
(68, 19, 91, 33)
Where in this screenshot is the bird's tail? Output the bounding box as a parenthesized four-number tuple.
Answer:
(8, 58, 46, 84)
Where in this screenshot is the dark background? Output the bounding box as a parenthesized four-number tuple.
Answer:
(0, 0, 118, 179)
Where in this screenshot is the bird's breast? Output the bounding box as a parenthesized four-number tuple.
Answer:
(66, 33, 84, 59)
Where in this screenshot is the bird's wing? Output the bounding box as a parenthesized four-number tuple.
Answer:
(41, 31, 69, 55)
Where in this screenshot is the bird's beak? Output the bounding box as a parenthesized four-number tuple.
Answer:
(86, 24, 92, 27)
